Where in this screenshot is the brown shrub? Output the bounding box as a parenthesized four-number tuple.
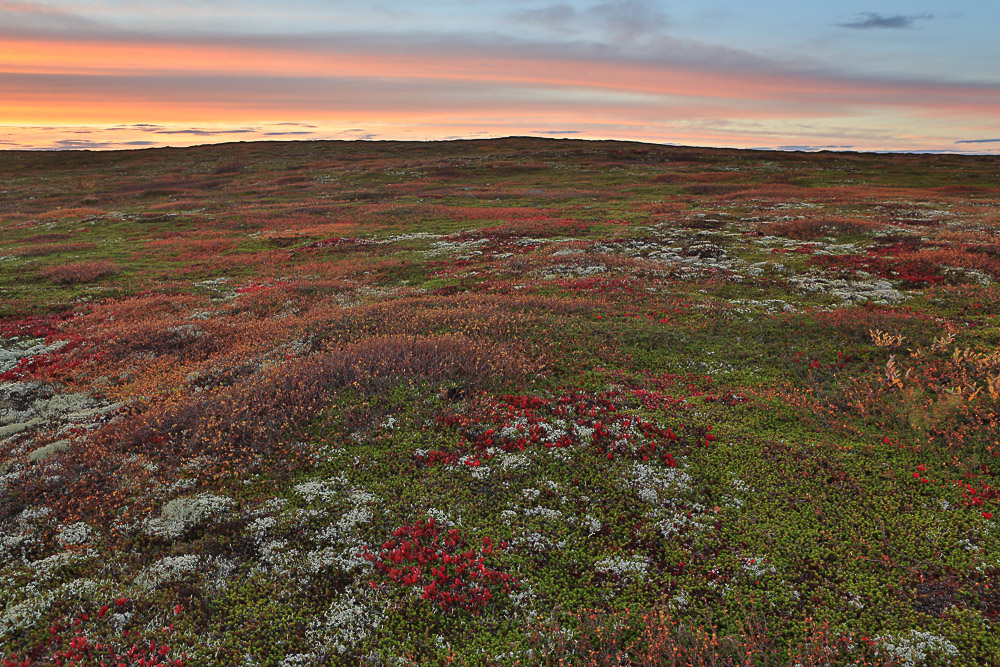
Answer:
(933, 185, 1000, 195)
(25, 357, 328, 528)
(682, 184, 747, 196)
(36, 207, 104, 221)
(312, 293, 574, 348)
(146, 199, 206, 211)
(38, 259, 120, 284)
(483, 160, 550, 174)
(139, 236, 238, 260)
(654, 171, 742, 185)
(114, 178, 223, 195)
(525, 602, 898, 667)
(456, 218, 587, 239)
(632, 201, 686, 215)
(274, 175, 311, 185)
(649, 173, 685, 184)
(212, 160, 246, 175)
(320, 334, 531, 391)
(24, 233, 72, 243)
(767, 217, 877, 240)
(727, 183, 937, 203)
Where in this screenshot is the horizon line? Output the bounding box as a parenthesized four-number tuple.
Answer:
(4, 135, 999, 158)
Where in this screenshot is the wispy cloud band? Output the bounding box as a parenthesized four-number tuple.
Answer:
(838, 12, 934, 30)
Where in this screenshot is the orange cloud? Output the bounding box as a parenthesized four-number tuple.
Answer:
(4, 34, 999, 107)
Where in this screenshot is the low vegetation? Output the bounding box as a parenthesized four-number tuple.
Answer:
(1, 138, 999, 665)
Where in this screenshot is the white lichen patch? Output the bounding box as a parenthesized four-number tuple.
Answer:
(631, 462, 692, 503)
(246, 515, 278, 545)
(18, 506, 52, 523)
(294, 477, 346, 504)
(514, 532, 566, 553)
(307, 587, 385, 656)
(1, 578, 98, 638)
(135, 554, 202, 590)
(791, 275, 905, 305)
(286, 487, 379, 572)
(595, 555, 649, 580)
(579, 514, 602, 536)
(740, 556, 775, 578)
(144, 493, 234, 539)
(657, 507, 704, 537)
(318, 492, 375, 542)
(523, 506, 562, 520)
(1, 378, 121, 445)
(536, 263, 607, 279)
(450, 454, 492, 479)
(56, 521, 92, 546)
(426, 508, 460, 527)
(497, 451, 532, 471)
(0, 532, 35, 565)
(875, 630, 959, 667)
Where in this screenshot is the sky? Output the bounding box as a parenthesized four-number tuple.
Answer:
(2, 0, 999, 152)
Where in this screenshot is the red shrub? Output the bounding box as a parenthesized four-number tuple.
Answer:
(362, 519, 515, 614)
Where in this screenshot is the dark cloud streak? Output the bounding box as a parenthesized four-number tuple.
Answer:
(512, 0, 668, 42)
(51, 139, 115, 149)
(588, 0, 669, 41)
(515, 3, 577, 31)
(774, 144, 856, 151)
(0, 0, 101, 29)
(838, 12, 933, 29)
(152, 128, 258, 135)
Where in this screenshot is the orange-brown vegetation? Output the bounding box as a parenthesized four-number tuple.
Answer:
(37, 259, 120, 284)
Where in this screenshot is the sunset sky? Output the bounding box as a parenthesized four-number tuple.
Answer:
(2, 1, 999, 152)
